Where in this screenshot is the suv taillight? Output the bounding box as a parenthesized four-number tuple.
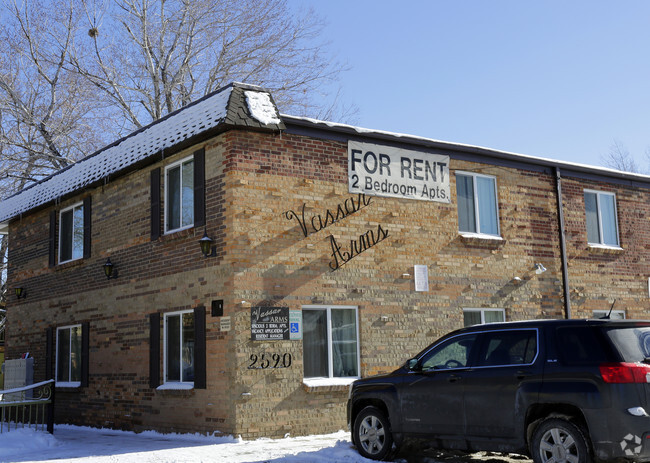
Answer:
(600, 362, 650, 383)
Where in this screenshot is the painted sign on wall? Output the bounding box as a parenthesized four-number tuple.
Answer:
(348, 141, 450, 203)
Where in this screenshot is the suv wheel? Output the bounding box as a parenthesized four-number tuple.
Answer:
(531, 418, 590, 463)
(353, 406, 394, 460)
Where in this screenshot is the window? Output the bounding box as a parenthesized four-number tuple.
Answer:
(463, 308, 505, 327)
(303, 306, 359, 381)
(456, 172, 500, 236)
(420, 334, 478, 370)
(593, 310, 626, 320)
(56, 325, 82, 387)
(584, 190, 619, 247)
(475, 330, 538, 367)
(164, 311, 195, 385)
(165, 156, 194, 233)
(59, 203, 84, 263)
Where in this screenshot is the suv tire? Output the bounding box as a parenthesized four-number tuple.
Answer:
(353, 406, 394, 460)
(531, 417, 590, 463)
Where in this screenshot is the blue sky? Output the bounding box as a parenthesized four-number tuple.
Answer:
(292, 1, 650, 169)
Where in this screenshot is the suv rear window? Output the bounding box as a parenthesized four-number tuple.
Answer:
(556, 326, 612, 365)
(605, 326, 650, 362)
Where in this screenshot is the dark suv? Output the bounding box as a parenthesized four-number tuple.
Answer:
(347, 319, 650, 462)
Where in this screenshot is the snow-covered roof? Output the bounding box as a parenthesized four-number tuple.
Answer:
(0, 83, 284, 230)
(282, 114, 650, 185)
(2, 81, 649, 232)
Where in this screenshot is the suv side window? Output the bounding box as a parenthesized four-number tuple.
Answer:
(476, 329, 538, 367)
(420, 334, 478, 370)
(556, 326, 611, 365)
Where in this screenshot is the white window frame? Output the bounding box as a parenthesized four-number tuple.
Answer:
(58, 202, 84, 264)
(55, 324, 82, 388)
(463, 308, 506, 326)
(593, 309, 626, 320)
(456, 171, 501, 238)
(163, 310, 194, 388)
(164, 155, 194, 234)
(302, 305, 360, 387)
(584, 189, 620, 248)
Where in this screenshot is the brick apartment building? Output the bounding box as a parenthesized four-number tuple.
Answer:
(0, 82, 649, 438)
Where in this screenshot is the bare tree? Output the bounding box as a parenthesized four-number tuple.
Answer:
(0, 0, 347, 197)
(69, 0, 346, 129)
(0, 0, 116, 195)
(601, 139, 644, 173)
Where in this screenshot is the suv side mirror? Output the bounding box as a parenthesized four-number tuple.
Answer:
(407, 358, 420, 371)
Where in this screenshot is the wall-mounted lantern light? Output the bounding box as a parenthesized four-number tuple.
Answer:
(103, 258, 118, 279)
(534, 263, 547, 274)
(199, 230, 216, 257)
(15, 287, 26, 299)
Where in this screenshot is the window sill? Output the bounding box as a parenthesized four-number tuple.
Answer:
(156, 383, 194, 391)
(302, 377, 356, 393)
(55, 382, 80, 389)
(459, 232, 504, 246)
(164, 224, 195, 236)
(54, 258, 85, 271)
(587, 243, 624, 254)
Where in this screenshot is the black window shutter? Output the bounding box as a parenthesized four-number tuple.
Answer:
(193, 306, 206, 389)
(149, 313, 161, 388)
(45, 327, 53, 380)
(83, 196, 92, 259)
(48, 211, 57, 267)
(150, 168, 161, 240)
(81, 322, 90, 387)
(193, 148, 206, 228)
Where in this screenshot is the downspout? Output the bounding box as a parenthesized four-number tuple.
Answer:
(554, 167, 572, 319)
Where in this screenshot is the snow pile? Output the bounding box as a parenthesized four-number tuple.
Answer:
(245, 90, 281, 125)
(0, 425, 371, 463)
(0, 425, 530, 462)
(0, 87, 232, 225)
(0, 427, 60, 457)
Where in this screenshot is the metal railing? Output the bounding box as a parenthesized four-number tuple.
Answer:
(0, 379, 54, 434)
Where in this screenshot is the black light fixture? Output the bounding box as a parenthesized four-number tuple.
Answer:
(15, 287, 26, 299)
(103, 257, 118, 279)
(199, 229, 216, 257)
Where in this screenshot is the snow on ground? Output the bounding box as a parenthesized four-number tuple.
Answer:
(0, 425, 531, 463)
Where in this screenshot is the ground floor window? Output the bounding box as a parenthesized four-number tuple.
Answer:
(463, 308, 505, 327)
(164, 311, 195, 384)
(56, 325, 82, 387)
(593, 309, 625, 319)
(302, 306, 359, 381)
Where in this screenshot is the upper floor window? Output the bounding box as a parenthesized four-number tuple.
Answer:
(456, 172, 500, 236)
(584, 190, 619, 247)
(165, 156, 194, 233)
(59, 203, 84, 263)
(56, 324, 82, 387)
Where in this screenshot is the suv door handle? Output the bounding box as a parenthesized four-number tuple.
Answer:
(448, 374, 461, 383)
(516, 370, 531, 380)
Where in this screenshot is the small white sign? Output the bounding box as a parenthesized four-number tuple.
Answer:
(414, 265, 429, 292)
(220, 316, 231, 332)
(349, 141, 450, 203)
(289, 310, 302, 340)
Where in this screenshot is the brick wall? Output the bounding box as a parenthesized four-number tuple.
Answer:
(4, 127, 650, 439)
